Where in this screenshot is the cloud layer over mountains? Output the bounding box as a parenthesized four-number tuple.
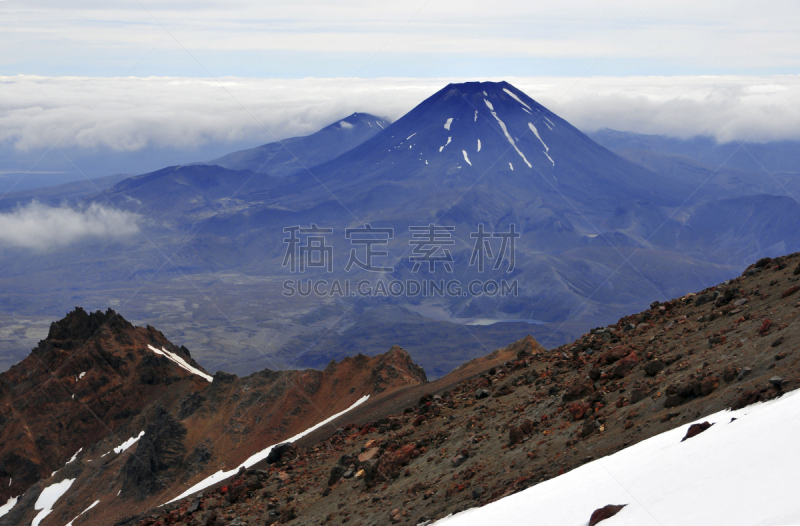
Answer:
(0, 75, 798, 158)
(0, 202, 140, 251)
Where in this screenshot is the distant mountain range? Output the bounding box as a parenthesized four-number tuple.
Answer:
(1, 81, 799, 378)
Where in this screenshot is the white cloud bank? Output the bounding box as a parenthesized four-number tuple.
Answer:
(0, 76, 798, 157)
(0, 201, 141, 250)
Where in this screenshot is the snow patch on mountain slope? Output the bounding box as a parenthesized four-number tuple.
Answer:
(165, 395, 370, 505)
(406, 133, 417, 141)
(485, 100, 532, 168)
(508, 162, 513, 171)
(483, 99, 494, 111)
(444, 118, 453, 131)
(477, 139, 481, 152)
(434, 390, 800, 526)
(65, 448, 82, 465)
(527, 122, 555, 165)
(0, 496, 17, 519)
(439, 137, 452, 153)
(31, 478, 75, 526)
(503, 88, 532, 110)
(462, 151, 472, 166)
(65, 499, 100, 526)
(147, 345, 213, 382)
(527, 123, 549, 152)
(112, 430, 145, 455)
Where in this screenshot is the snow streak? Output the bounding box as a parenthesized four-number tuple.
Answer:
(485, 99, 531, 168)
(147, 345, 213, 382)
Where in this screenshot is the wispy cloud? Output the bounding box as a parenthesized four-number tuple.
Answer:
(0, 75, 798, 160)
(0, 201, 141, 250)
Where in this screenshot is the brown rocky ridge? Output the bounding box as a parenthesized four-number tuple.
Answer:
(0, 311, 427, 526)
(0, 307, 211, 503)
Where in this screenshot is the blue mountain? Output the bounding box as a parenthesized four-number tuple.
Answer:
(203, 112, 388, 177)
(3, 81, 799, 377)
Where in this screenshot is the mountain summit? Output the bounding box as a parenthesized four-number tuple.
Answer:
(204, 112, 389, 176)
(291, 81, 684, 217)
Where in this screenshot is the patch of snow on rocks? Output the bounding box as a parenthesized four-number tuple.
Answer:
(147, 345, 212, 382)
(31, 478, 75, 526)
(65, 499, 100, 526)
(165, 395, 370, 505)
(0, 496, 17, 519)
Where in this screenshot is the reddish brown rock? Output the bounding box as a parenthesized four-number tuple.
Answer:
(699, 375, 719, 396)
(519, 419, 535, 435)
(561, 378, 596, 402)
(508, 427, 525, 446)
(612, 352, 640, 378)
(782, 285, 800, 298)
(598, 345, 633, 366)
(568, 402, 591, 421)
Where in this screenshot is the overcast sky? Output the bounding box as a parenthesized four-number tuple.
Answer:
(2, 0, 799, 77)
(0, 0, 799, 158)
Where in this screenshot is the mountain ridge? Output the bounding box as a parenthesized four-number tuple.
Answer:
(0, 308, 428, 521)
(2, 251, 800, 525)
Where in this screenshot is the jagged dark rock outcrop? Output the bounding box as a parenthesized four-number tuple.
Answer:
(121, 405, 188, 500)
(0, 308, 210, 503)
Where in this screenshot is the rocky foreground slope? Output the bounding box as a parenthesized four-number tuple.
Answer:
(2, 252, 800, 526)
(128, 252, 799, 526)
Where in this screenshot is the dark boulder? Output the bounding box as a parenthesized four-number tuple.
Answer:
(681, 421, 713, 442)
(590, 504, 626, 525)
(643, 360, 666, 377)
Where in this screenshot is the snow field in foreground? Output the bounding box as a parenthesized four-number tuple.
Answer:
(434, 390, 800, 526)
